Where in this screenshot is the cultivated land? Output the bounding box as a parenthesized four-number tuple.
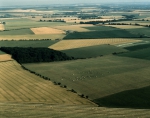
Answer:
(0, 54, 12, 61)
(1, 3, 150, 117)
(49, 39, 141, 50)
(0, 24, 5, 30)
(61, 45, 127, 58)
(0, 60, 93, 105)
(24, 56, 150, 108)
(31, 27, 66, 34)
(54, 24, 93, 32)
(107, 25, 145, 29)
(0, 40, 58, 47)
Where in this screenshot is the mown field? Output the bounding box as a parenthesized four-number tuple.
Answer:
(24, 55, 150, 109)
(1, 103, 150, 118)
(0, 60, 93, 105)
(49, 39, 141, 50)
(61, 45, 127, 58)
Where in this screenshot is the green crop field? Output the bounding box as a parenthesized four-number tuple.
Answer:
(0, 40, 58, 47)
(0, 34, 66, 40)
(63, 26, 141, 39)
(118, 48, 150, 60)
(83, 26, 119, 31)
(62, 45, 127, 58)
(3, 18, 69, 30)
(24, 55, 150, 108)
(0, 50, 5, 54)
(0, 29, 34, 35)
(94, 86, 150, 109)
(126, 28, 150, 37)
(124, 43, 150, 51)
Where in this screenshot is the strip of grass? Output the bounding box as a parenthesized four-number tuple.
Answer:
(93, 86, 150, 109)
(118, 48, 150, 60)
(0, 40, 58, 47)
(62, 45, 127, 58)
(64, 30, 140, 39)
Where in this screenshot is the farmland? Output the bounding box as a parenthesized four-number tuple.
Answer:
(61, 45, 127, 58)
(49, 39, 141, 50)
(0, 24, 5, 30)
(0, 40, 58, 47)
(31, 27, 65, 34)
(1, 2, 150, 117)
(24, 56, 150, 108)
(0, 60, 93, 105)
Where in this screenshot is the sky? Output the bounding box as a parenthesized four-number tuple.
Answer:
(0, 0, 149, 6)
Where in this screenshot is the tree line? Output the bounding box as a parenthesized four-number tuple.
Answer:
(0, 47, 75, 63)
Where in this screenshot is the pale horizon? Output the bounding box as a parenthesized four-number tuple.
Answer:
(0, 0, 150, 7)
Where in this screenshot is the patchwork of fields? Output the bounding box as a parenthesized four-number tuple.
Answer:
(24, 56, 150, 102)
(0, 60, 93, 105)
(1, 4, 150, 117)
(49, 39, 141, 50)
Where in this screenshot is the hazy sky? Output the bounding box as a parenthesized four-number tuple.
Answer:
(0, 0, 149, 6)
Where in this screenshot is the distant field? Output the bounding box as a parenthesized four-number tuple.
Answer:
(3, 18, 69, 30)
(0, 24, 5, 30)
(0, 40, 58, 47)
(0, 34, 65, 40)
(31, 27, 65, 34)
(0, 54, 12, 61)
(126, 28, 150, 37)
(0, 29, 34, 35)
(64, 29, 140, 39)
(83, 26, 119, 31)
(54, 24, 93, 32)
(62, 45, 127, 58)
(0, 60, 93, 105)
(24, 56, 150, 108)
(49, 39, 141, 50)
(107, 25, 145, 29)
(65, 18, 113, 23)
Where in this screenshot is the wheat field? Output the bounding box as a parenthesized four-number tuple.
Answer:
(0, 24, 5, 31)
(49, 39, 141, 50)
(31, 27, 66, 34)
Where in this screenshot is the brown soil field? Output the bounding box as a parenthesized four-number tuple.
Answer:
(0, 54, 12, 62)
(31, 27, 66, 34)
(49, 39, 141, 50)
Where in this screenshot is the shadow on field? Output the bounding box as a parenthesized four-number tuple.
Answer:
(93, 86, 150, 109)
